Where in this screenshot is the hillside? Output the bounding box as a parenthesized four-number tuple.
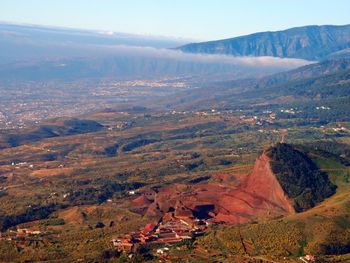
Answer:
(0, 119, 103, 149)
(266, 143, 337, 211)
(193, 143, 350, 262)
(160, 59, 350, 124)
(134, 144, 335, 225)
(257, 58, 350, 86)
(178, 24, 350, 60)
(142, 151, 295, 225)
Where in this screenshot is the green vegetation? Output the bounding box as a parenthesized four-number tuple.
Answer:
(0, 91, 349, 261)
(41, 217, 66, 226)
(66, 180, 145, 205)
(267, 143, 337, 211)
(0, 203, 58, 231)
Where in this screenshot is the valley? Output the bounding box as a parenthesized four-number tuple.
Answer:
(0, 99, 349, 261)
(0, 16, 349, 262)
(0, 77, 190, 130)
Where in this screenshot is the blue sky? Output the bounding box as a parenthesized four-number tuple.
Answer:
(1, 0, 349, 40)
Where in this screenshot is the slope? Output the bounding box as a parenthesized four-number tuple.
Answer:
(178, 24, 350, 60)
(160, 58, 350, 123)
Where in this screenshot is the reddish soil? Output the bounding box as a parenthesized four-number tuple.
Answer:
(132, 195, 153, 207)
(211, 153, 294, 224)
(133, 153, 295, 224)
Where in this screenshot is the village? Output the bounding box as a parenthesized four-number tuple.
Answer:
(111, 209, 209, 260)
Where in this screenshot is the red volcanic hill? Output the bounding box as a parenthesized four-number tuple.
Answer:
(134, 144, 335, 224)
(211, 152, 295, 224)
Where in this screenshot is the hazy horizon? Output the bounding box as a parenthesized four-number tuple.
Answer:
(1, 0, 350, 40)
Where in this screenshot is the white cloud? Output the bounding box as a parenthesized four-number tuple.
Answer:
(96, 44, 312, 70)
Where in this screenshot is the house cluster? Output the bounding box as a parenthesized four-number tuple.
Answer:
(240, 114, 276, 127)
(299, 254, 316, 262)
(280, 108, 296, 114)
(15, 228, 43, 236)
(332, 126, 347, 133)
(112, 214, 208, 255)
(0, 227, 49, 247)
(315, 106, 331, 110)
(11, 161, 34, 169)
(319, 125, 348, 134)
(106, 121, 133, 131)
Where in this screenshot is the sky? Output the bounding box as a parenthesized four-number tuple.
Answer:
(1, 0, 350, 41)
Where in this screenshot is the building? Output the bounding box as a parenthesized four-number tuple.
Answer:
(305, 255, 316, 262)
(143, 223, 157, 234)
(112, 238, 134, 253)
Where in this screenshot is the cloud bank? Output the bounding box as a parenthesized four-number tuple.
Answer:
(97, 44, 312, 70)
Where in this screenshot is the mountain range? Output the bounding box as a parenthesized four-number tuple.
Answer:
(178, 24, 350, 60)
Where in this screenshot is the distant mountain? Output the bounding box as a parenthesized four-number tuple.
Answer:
(178, 24, 350, 60)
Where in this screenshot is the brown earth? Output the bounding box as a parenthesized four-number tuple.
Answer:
(132, 195, 153, 207)
(59, 206, 87, 225)
(58, 205, 132, 226)
(30, 167, 74, 177)
(137, 153, 295, 224)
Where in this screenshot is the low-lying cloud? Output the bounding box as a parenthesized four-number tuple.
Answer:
(0, 22, 312, 79)
(96, 44, 312, 70)
(0, 40, 313, 82)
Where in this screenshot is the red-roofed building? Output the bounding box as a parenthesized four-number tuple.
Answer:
(144, 223, 156, 233)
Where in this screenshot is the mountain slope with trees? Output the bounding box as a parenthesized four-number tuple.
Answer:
(266, 143, 336, 211)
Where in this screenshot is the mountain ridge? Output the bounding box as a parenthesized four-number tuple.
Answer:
(178, 24, 350, 60)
